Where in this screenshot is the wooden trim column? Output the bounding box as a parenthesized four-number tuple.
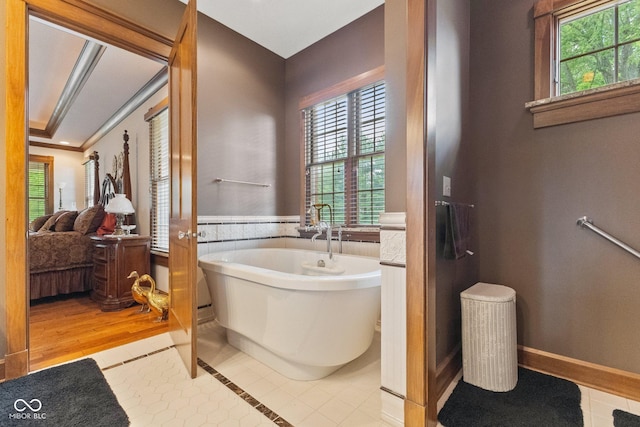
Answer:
(5, 0, 29, 379)
(405, 0, 437, 425)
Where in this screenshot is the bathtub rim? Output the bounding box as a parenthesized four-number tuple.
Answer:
(198, 248, 381, 291)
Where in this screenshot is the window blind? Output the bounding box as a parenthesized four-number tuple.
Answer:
(149, 107, 169, 252)
(352, 82, 385, 225)
(304, 81, 385, 226)
(29, 161, 48, 222)
(84, 159, 95, 208)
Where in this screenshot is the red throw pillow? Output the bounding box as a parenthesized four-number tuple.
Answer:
(97, 213, 117, 236)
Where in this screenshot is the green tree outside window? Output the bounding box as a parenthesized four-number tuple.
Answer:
(559, 0, 640, 95)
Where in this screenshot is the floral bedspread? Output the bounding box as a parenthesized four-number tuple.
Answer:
(29, 231, 94, 274)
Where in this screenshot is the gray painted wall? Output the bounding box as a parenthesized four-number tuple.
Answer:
(471, 0, 640, 373)
(196, 13, 286, 215)
(384, 0, 408, 214)
(435, 0, 476, 364)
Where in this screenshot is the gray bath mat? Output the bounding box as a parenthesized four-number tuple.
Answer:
(438, 367, 583, 426)
(614, 409, 640, 427)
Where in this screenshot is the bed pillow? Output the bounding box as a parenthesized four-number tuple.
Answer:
(29, 214, 53, 232)
(54, 210, 78, 232)
(74, 204, 106, 235)
(97, 213, 117, 236)
(38, 210, 67, 232)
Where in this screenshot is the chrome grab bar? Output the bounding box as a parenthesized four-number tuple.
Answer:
(576, 216, 640, 260)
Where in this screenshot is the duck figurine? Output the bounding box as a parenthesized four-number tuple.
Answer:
(128, 271, 152, 313)
(146, 274, 170, 322)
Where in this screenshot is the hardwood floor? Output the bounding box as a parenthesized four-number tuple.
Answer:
(29, 292, 169, 371)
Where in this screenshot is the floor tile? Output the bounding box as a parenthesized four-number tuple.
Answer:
(57, 324, 640, 427)
(197, 321, 385, 426)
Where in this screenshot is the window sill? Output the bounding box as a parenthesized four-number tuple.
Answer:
(525, 78, 640, 128)
(151, 250, 168, 267)
(297, 227, 380, 243)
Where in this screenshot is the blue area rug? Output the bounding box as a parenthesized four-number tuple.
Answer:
(438, 367, 583, 426)
(0, 358, 128, 426)
(614, 409, 640, 427)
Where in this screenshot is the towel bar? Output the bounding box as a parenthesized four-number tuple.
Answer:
(435, 200, 475, 208)
(213, 178, 271, 187)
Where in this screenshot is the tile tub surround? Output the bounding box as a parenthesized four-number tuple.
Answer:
(197, 215, 301, 243)
(196, 215, 380, 259)
(379, 212, 407, 426)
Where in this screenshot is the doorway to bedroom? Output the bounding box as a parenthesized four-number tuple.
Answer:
(26, 12, 170, 372)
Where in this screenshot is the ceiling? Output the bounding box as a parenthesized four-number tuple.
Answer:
(29, 0, 383, 150)
(28, 17, 166, 149)
(185, 0, 384, 59)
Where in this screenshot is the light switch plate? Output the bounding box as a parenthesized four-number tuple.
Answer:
(443, 176, 451, 197)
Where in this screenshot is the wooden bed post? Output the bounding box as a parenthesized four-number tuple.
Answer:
(122, 130, 132, 201)
(92, 151, 100, 206)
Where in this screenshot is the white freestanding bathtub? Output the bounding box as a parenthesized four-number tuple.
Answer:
(198, 248, 381, 380)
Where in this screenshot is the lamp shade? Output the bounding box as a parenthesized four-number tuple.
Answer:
(105, 194, 135, 214)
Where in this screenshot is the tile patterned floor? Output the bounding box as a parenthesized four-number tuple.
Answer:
(78, 327, 639, 427)
(196, 321, 386, 427)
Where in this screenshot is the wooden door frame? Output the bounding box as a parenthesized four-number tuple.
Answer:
(4, 0, 172, 379)
(404, 0, 436, 425)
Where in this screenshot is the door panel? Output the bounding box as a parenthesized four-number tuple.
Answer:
(168, 0, 198, 378)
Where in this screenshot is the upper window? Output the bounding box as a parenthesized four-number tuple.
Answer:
(528, 0, 640, 128)
(146, 99, 169, 253)
(303, 80, 385, 227)
(558, 0, 640, 95)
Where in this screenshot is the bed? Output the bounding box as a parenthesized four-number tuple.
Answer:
(28, 132, 133, 301)
(28, 205, 105, 299)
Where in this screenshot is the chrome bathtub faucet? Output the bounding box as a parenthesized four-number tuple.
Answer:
(310, 221, 333, 259)
(307, 203, 342, 260)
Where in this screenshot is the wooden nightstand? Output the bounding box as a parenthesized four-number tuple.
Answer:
(90, 235, 151, 311)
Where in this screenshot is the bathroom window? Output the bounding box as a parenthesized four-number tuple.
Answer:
(302, 77, 385, 227)
(527, 0, 640, 127)
(558, 0, 640, 95)
(146, 98, 169, 253)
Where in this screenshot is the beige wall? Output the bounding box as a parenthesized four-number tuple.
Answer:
(87, 86, 168, 236)
(28, 147, 86, 212)
(471, 0, 640, 373)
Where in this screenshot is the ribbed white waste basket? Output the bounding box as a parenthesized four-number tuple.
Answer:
(460, 282, 517, 392)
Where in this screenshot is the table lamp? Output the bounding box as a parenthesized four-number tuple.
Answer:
(105, 194, 135, 236)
